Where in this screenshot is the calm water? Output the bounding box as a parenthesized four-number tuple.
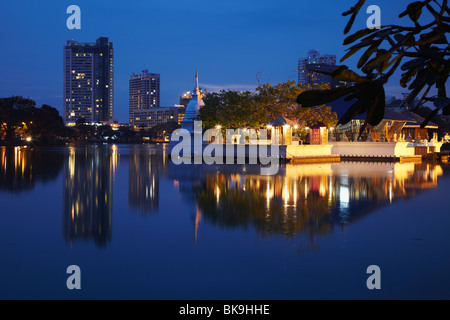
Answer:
(1, 144, 450, 300)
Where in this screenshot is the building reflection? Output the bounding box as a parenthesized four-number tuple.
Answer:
(0, 146, 64, 192)
(170, 161, 445, 246)
(63, 145, 117, 247)
(128, 145, 167, 214)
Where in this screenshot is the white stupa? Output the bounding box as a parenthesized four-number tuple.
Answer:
(181, 69, 205, 133)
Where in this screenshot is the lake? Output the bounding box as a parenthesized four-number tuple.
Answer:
(0, 143, 449, 299)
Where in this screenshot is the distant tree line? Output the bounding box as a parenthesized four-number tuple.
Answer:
(0, 96, 66, 144)
(0, 96, 182, 145)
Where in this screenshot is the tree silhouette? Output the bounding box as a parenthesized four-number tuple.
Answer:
(297, 0, 450, 136)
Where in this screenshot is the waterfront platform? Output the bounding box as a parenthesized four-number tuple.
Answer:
(168, 139, 444, 163)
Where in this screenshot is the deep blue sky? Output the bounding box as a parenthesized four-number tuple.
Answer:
(0, 0, 420, 122)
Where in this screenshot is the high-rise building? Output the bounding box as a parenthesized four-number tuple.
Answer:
(63, 37, 114, 124)
(298, 49, 342, 88)
(131, 106, 182, 129)
(129, 70, 160, 125)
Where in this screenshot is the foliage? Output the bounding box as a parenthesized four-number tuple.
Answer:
(297, 0, 450, 136)
(200, 80, 338, 129)
(146, 121, 180, 140)
(200, 90, 260, 129)
(0, 96, 65, 143)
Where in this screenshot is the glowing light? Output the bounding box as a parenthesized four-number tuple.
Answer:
(216, 185, 220, 204)
(69, 147, 75, 179)
(26, 137, 32, 142)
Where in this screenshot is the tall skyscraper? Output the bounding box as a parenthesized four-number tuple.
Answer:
(129, 70, 160, 125)
(298, 49, 342, 88)
(63, 37, 114, 124)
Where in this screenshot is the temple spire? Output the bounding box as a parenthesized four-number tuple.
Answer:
(180, 68, 205, 133)
(194, 69, 200, 96)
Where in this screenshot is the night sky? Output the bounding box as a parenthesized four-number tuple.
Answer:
(0, 1, 423, 122)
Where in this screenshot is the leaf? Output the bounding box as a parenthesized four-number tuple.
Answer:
(361, 51, 392, 75)
(337, 82, 385, 126)
(375, 53, 404, 75)
(394, 34, 405, 42)
(433, 97, 450, 109)
(408, 69, 427, 90)
(357, 41, 382, 68)
(375, 50, 392, 73)
(400, 68, 418, 88)
(401, 58, 426, 71)
(296, 86, 355, 108)
(425, 71, 440, 86)
(365, 84, 386, 126)
(331, 66, 367, 83)
(399, 1, 425, 22)
(347, 39, 376, 51)
(417, 30, 448, 45)
(443, 105, 450, 116)
(343, 0, 367, 34)
(343, 28, 377, 45)
(338, 99, 367, 125)
(341, 46, 363, 62)
(420, 108, 439, 128)
(403, 82, 427, 107)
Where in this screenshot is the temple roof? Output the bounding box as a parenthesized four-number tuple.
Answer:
(268, 116, 297, 127)
(401, 111, 439, 128)
(329, 96, 437, 126)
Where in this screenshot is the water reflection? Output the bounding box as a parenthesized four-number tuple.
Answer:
(170, 161, 445, 243)
(0, 146, 64, 192)
(128, 145, 167, 214)
(3, 144, 445, 249)
(63, 145, 117, 247)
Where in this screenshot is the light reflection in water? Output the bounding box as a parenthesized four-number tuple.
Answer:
(1, 145, 446, 251)
(170, 161, 445, 247)
(63, 145, 116, 247)
(0, 146, 64, 192)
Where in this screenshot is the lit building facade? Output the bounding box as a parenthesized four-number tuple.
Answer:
(132, 107, 182, 129)
(298, 49, 342, 88)
(63, 37, 114, 124)
(129, 70, 160, 126)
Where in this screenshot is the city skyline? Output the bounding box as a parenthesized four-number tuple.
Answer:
(0, 1, 419, 123)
